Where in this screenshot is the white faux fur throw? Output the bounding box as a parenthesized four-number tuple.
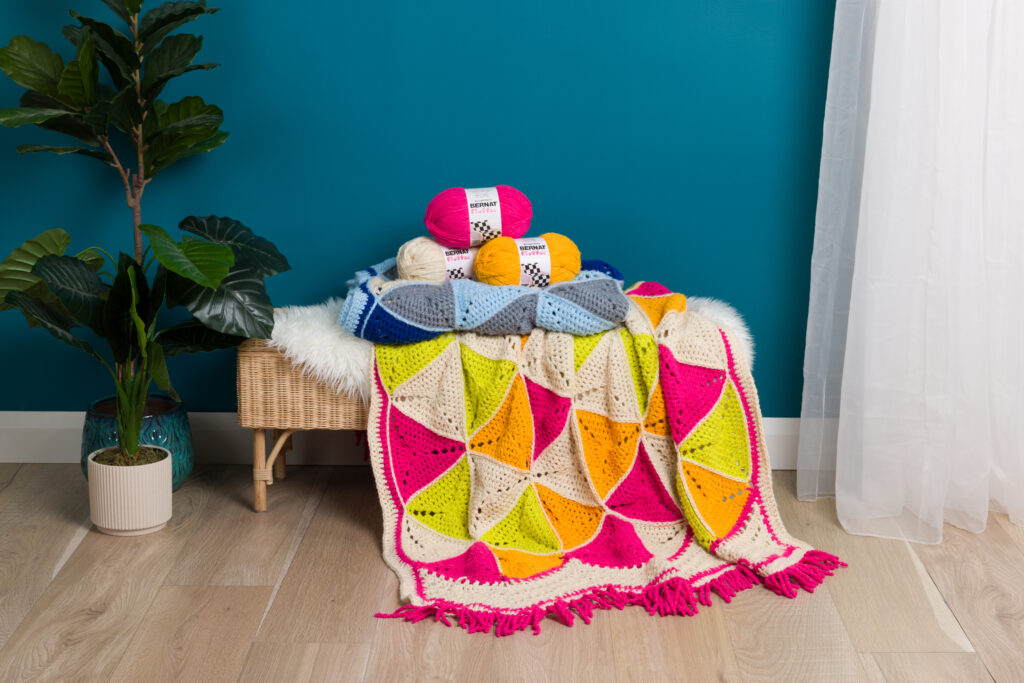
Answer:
(268, 298, 374, 403)
(268, 296, 753, 405)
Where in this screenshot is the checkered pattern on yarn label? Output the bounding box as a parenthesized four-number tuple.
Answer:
(443, 246, 476, 280)
(516, 236, 552, 287)
(465, 187, 503, 246)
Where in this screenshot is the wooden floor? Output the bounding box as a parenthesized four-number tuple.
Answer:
(0, 463, 1019, 682)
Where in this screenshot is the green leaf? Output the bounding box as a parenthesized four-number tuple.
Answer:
(4, 291, 102, 361)
(99, 0, 131, 23)
(157, 95, 210, 124)
(104, 254, 149, 364)
(145, 96, 222, 145)
(0, 228, 71, 312)
(158, 318, 244, 356)
(146, 340, 179, 401)
(139, 223, 234, 289)
(180, 216, 290, 278)
(0, 37, 63, 95)
(61, 25, 83, 47)
(82, 99, 112, 137)
(147, 95, 221, 143)
(31, 254, 109, 335)
(69, 13, 137, 86)
(110, 85, 142, 133)
(140, 2, 219, 52)
(147, 128, 227, 176)
(0, 108, 69, 128)
(142, 33, 200, 90)
(166, 266, 274, 338)
(76, 248, 107, 272)
(126, 267, 148, 356)
(142, 34, 216, 98)
(17, 90, 101, 145)
(57, 32, 98, 108)
(18, 90, 66, 109)
(124, 0, 143, 15)
(16, 144, 112, 162)
(150, 112, 222, 139)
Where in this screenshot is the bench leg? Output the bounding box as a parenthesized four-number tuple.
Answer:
(253, 428, 268, 512)
(273, 430, 289, 480)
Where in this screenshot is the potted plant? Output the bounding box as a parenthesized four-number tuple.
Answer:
(0, 0, 289, 534)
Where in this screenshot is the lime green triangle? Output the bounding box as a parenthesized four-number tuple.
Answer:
(573, 332, 607, 374)
(376, 333, 455, 394)
(461, 344, 517, 434)
(619, 330, 658, 415)
(677, 471, 716, 550)
(635, 334, 659, 396)
(406, 456, 471, 540)
(679, 382, 751, 481)
(482, 485, 560, 553)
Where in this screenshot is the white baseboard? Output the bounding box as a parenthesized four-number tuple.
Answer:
(0, 412, 800, 470)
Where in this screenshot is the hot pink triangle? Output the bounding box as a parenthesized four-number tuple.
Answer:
(605, 442, 682, 522)
(627, 282, 673, 297)
(524, 376, 571, 461)
(658, 346, 728, 444)
(388, 404, 466, 503)
(420, 542, 503, 584)
(564, 515, 653, 569)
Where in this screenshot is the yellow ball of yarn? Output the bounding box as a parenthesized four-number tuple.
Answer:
(474, 233, 582, 286)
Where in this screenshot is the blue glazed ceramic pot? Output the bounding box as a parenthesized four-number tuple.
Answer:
(81, 395, 195, 491)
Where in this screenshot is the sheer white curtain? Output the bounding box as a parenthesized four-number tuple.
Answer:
(798, 0, 1024, 543)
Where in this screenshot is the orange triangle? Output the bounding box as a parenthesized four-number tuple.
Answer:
(576, 410, 641, 499)
(491, 547, 563, 579)
(535, 483, 604, 550)
(679, 462, 750, 539)
(468, 375, 533, 470)
(643, 383, 670, 436)
(630, 293, 687, 328)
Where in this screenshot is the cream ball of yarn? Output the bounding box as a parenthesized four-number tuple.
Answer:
(396, 236, 479, 283)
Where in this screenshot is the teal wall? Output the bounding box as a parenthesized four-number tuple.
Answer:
(0, 1, 835, 415)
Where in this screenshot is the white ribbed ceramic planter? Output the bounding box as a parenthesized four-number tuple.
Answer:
(87, 447, 172, 536)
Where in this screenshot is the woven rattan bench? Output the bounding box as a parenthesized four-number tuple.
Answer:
(237, 339, 368, 511)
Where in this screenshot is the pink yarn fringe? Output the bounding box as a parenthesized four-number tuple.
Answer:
(762, 550, 846, 599)
(376, 552, 845, 637)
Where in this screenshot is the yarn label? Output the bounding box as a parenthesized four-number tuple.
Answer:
(442, 247, 476, 280)
(516, 237, 551, 287)
(465, 187, 503, 246)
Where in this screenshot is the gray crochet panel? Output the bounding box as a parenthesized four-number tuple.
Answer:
(380, 283, 456, 329)
(475, 296, 539, 335)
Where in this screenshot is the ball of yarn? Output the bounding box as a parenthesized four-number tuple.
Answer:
(424, 185, 532, 249)
(397, 236, 478, 282)
(475, 233, 581, 287)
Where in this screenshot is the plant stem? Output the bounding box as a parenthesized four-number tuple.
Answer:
(130, 11, 146, 265)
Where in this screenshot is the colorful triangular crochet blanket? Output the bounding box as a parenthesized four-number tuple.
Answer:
(369, 281, 843, 636)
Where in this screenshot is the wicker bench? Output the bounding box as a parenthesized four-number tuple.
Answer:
(237, 339, 368, 511)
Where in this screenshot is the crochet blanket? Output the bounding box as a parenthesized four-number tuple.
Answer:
(369, 281, 843, 636)
(339, 258, 630, 344)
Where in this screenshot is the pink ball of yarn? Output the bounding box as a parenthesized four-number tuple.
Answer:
(424, 185, 533, 249)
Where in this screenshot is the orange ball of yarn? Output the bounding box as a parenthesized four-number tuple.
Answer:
(474, 233, 581, 286)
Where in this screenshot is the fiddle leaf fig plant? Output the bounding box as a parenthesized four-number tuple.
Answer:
(0, 0, 289, 464)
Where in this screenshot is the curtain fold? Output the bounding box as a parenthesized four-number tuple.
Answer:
(798, 0, 1024, 543)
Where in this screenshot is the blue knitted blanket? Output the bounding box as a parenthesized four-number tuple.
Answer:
(338, 259, 630, 344)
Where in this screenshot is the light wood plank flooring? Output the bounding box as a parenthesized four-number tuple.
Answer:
(0, 464, 1017, 682)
